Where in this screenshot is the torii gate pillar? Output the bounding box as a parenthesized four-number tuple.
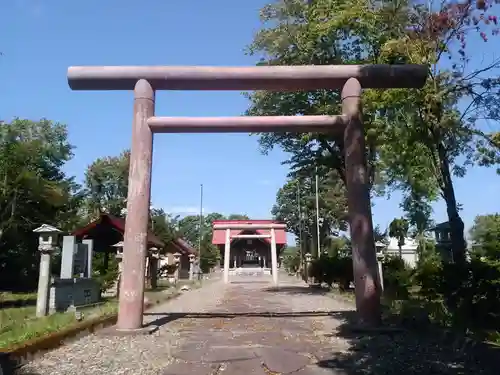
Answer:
(116, 80, 155, 331)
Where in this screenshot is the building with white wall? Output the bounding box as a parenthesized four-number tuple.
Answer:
(376, 237, 419, 268)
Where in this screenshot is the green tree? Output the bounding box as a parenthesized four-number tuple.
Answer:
(150, 208, 181, 247)
(389, 217, 410, 258)
(469, 213, 500, 259)
(282, 245, 301, 273)
(272, 169, 347, 258)
(246, 0, 500, 267)
(0, 118, 80, 289)
(373, 224, 387, 241)
(83, 150, 130, 219)
(177, 212, 250, 272)
(401, 190, 434, 257)
(226, 214, 250, 220)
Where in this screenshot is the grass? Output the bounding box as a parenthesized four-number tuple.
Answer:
(0, 280, 199, 350)
(328, 286, 500, 345)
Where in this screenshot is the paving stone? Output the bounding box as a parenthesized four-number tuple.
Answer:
(172, 346, 207, 362)
(231, 331, 285, 345)
(219, 358, 267, 374)
(202, 346, 258, 363)
(257, 346, 312, 374)
(162, 361, 218, 375)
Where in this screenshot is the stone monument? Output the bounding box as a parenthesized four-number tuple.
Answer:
(48, 235, 100, 313)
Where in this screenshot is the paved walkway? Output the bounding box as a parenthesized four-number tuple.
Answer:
(17, 274, 498, 375)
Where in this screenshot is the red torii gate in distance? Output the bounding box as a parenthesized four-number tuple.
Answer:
(67, 64, 428, 332)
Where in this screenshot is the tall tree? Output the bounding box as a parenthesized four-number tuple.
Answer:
(246, 0, 500, 266)
(177, 212, 250, 272)
(0, 118, 80, 289)
(401, 190, 434, 257)
(272, 169, 347, 258)
(469, 213, 500, 259)
(83, 150, 130, 219)
(150, 208, 181, 247)
(388, 217, 410, 258)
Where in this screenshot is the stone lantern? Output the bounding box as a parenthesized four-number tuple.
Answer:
(33, 224, 62, 317)
(375, 241, 386, 291)
(112, 241, 124, 297)
(173, 252, 182, 282)
(305, 252, 312, 284)
(148, 247, 160, 289)
(188, 253, 196, 281)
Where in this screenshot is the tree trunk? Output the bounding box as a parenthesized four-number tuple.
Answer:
(437, 142, 467, 264)
(398, 245, 402, 259)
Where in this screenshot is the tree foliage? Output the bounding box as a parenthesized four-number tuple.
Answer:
(177, 212, 250, 272)
(272, 169, 347, 257)
(83, 150, 130, 219)
(389, 217, 410, 257)
(469, 213, 500, 259)
(0, 119, 82, 290)
(247, 0, 500, 265)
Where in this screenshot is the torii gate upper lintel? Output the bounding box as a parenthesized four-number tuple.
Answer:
(66, 64, 428, 331)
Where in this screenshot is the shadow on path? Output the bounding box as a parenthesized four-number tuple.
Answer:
(1, 354, 42, 375)
(262, 285, 331, 295)
(144, 310, 351, 329)
(313, 311, 500, 375)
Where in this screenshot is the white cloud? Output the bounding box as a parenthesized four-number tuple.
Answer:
(167, 206, 210, 216)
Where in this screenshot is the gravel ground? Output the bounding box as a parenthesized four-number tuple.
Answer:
(14, 273, 500, 375)
(17, 278, 228, 375)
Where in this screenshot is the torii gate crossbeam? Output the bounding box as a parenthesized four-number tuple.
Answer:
(67, 64, 428, 332)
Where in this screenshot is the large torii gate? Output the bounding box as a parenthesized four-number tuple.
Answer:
(67, 64, 427, 332)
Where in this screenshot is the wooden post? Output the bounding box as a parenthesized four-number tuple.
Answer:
(341, 78, 381, 325)
(117, 79, 155, 331)
(271, 228, 278, 286)
(223, 229, 231, 284)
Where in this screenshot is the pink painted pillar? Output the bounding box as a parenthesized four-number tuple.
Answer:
(117, 79, 155, 330)
(341, 78, 381, 325)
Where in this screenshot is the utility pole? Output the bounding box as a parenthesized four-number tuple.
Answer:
(198, 184, 204, 257)
(297, 182, 303, 269)
(315, 166, 321, 258)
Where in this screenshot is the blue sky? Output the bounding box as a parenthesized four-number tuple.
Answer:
(1, 0, 498, 244)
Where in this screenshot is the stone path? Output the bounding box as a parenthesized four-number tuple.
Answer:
(16, 273, 499, 375)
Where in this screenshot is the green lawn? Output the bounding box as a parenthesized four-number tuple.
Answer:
(0, 281, 197, 350)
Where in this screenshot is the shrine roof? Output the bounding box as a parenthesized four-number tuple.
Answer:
(171, 237, 197, 255)
(72, 213, 164, 248)
(211, 219, 287, 245)
(212, 219, 282, 224)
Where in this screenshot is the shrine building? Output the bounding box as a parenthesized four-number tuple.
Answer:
(211, 220, 287, 284)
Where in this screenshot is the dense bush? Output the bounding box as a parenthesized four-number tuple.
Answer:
(381, 248, 500, 338)
(309, 255, 353, 290)
(282, 253, 301, 274)
(415, 258, 500, 332)
(381, 255, 413, 300)
(92, 253, 119, 295)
